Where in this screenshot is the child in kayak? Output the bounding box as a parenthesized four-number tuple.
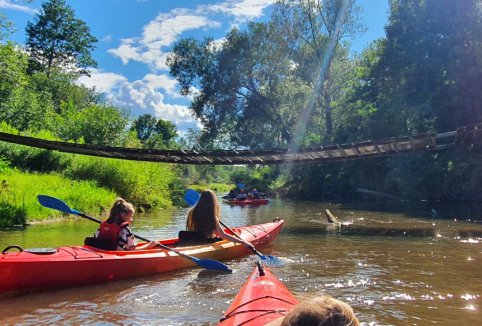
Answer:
(266, 295, 360, 326)
(184, 189, 255, 249)
(86, 198, 159, 250)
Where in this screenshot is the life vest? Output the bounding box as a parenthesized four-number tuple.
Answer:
(97, 221, 129, 250)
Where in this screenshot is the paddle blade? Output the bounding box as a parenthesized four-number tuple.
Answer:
(184, 189, 200, 206)
(260, 255, 285, 267)
(37, 195, 80, 215)
(196, 258, 232, 273)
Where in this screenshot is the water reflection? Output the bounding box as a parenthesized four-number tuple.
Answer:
(0, 198, 481, 325)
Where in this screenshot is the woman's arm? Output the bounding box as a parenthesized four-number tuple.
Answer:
(215, 219, 254, 249)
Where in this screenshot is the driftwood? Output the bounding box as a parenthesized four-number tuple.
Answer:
(325, 209, 339, 223)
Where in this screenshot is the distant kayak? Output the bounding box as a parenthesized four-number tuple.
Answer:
(219, 263, 298, 326)
(0, 220, 284, 294)
(222, 198, 270, 206)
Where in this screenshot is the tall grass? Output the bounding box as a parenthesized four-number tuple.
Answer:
(0, 169, 116, 226)
(64, 156, 175, 210)
(0, 123, 181, 211)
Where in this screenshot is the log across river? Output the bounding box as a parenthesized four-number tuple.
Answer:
(0, 198, 481, 325)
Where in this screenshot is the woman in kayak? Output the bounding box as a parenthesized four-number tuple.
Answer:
(185, 189, 255, 248)
(266, 295, 360, 326)
(89, 198, 159, 250)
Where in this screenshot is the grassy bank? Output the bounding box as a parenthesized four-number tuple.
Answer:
(0, 169, 116, 227)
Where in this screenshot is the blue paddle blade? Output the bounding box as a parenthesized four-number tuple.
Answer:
(260, 255, 285, 267)
(194, 257, 232, 272)
(37, 195, 79, 215)
(184, 189, 200, 206)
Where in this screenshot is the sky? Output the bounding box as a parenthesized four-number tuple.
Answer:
(1, 0, 389, 134)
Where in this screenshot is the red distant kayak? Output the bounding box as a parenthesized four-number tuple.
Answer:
(222, 198, 270, 206)
(0, 220, 284, 294)
(219, 263, 298, 326)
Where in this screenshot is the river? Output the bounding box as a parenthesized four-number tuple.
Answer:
(0, 198, 481, 325)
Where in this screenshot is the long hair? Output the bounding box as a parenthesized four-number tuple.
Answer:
(106, 198, 135, 225)
(186, 190, 220, 238)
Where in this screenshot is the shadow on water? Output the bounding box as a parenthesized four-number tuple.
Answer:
(342, 199, 482, 222)
(284, 224, 437, 237)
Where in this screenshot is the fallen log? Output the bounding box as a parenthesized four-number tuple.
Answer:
(325, 209, 339, 223)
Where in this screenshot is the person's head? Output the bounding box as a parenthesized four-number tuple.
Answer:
(281, 296, 359, 326)
(107, 198, 135, 225)
(187, 189, 220, 237)
(239, 189, 245, 193)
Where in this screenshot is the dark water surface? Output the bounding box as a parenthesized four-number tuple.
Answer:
(0, 199, 481, 325)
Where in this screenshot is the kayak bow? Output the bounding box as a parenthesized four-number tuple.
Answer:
(219, 263, 298, 326)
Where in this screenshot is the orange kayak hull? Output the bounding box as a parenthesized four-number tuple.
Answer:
(222, 198, 270, 206)
(0, 220, 284, 294)
(219, 264, 298, 326)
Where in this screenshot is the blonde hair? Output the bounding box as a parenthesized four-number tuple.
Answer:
(281, 296, 359, 326)
(106, 197, 135, 224)
(186, 189, 220, 238)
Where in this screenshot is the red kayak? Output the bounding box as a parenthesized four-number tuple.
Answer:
(0, 219, 284, 294)
(222, 198, 270, 206)
(219, 263, 298, 326)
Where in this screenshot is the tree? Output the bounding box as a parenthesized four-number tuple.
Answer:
(168, 23, 298, 148)
(272, 0, 364, 140)
(0, 12, 14, 41)
(131, 114, 158, 142)
(131, 114, 178, 149)
(25, 0, 97, 77)
(368, 0, 482, 136)
(54, 104, 129, 146)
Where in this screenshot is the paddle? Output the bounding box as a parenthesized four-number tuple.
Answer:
(37, 195, 232, 272)
(184, 189, 284, 266)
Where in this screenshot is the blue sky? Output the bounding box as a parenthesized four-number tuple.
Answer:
(1, 0, 389, 134)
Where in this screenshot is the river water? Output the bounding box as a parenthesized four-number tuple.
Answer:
(0, 198, 480, 325)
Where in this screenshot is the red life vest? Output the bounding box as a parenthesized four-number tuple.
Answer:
(97, 221, 129, 250)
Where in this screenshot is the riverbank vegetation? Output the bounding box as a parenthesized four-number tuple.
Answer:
(1, 0, 482, 227)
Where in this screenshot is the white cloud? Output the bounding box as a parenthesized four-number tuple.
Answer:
(108, 9, 219, 69)
(78, 70, 200, 131)
(77, 69, 127, 94)
(0, 0, 35, 13)
(101, 35, 112, 43)
(206, 0, 276, 23)
(144, 73, 181, 98)
(107, 0, 275, 70)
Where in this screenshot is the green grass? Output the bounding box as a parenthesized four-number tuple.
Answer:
(0, 170, 116, 226)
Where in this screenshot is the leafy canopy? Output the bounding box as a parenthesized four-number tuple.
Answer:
(25, 0, 97, 77)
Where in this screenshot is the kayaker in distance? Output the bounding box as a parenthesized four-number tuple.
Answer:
(86, 198, 160, 250)
(265, 295, 360, 326)
(250, 188, 261, 199)
(235, 188, 248, 201)
(184, 189, 256, 248)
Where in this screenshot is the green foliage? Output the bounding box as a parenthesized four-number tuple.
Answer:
(63, 156, 176, 210)
(367, 0, 482, 136)
(229, 165, 278, 193)
(168, 23, 296, 148)
(0, 124, 182, 209)
(25, 0, 97, 77)
(52, 104, 129, 146)
(0, 202, 27, 228)
(0, 12, 14, 41)
(131, 114, 179, 149)
(0, 170, 115, 227)
(0, 156, 11, 173)
(0, 42, 29, 101)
